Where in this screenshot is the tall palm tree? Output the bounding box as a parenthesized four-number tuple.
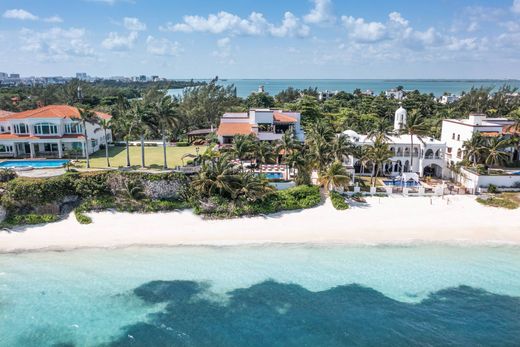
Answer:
(77, 106, 97, 169)
(276, 129, 298, 177)
(130, 100, 153, 168)
(463, 132, 485, 166)
(318, 161, 351, 193)
(367, 119, 392, 142)
(192, 155, 241, 199)
(367, 135, 394, 185)
(287, 147, 312, 185)
(331, 134, 354, 162)
(230, 134, 254, 170)
(113, 96, 133, 167)
(400, 110, 428, 172)
(98, 117, 112, 167)
(255, 141, 274, 173)
(150, 95, 179, 169)
(483, 137, 512, 168)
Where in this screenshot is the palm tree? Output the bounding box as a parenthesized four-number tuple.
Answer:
(113, 96, 133, 167)
(463, 132, 485, 166)
(130, 100, 154, 168)
(366, 119, 392, 142)
(318, 161, 351, 193)
(331, 134, 354, 162)
(287, 147, 312, 185)
(306, 119, 334, 173)
(192, 155, 241, 199)
(276, 129, 298, 177)
(367, 135, 394, 185)
(400, 110, 428, 172)
(77, 106, 97, 169)
(255, 141, 274, 173)
(483, 137, 511, 168)
(98, 117, 112, 167)
(230, 134, 254, 170)
(150, 94, 179, 169)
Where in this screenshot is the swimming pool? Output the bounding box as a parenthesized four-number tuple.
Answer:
(260, 172, 284, 180)
(0, 160, 70, 169)
(383, 180, 421, 187)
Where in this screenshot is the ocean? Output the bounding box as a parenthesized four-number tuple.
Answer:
(1, 244, 520, 346)
(168, 79, 520, 98)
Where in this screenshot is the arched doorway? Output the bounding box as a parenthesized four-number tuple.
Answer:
(354, 160, 362, 174)
(423, 164, 443, 178)
(394, 160, 402, 173)
(404, 160, 410, 172)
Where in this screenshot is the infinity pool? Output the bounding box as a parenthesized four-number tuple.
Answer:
(0, 159, 69, 169)
(383, 180, 421, 187)
(261, 172, 284, 180)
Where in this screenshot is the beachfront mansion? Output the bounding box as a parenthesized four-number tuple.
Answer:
(217, 108, 305, 144)
(0, 105, 112, 158)
(342, 106, 447, 178)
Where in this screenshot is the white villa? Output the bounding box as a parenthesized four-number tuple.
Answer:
(217, 108, 305, 144)
(441, 113, 517, 166)
(0, 105, 112, 159)
(342, 105, 447, 178)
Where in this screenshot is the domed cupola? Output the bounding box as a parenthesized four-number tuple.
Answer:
(394, 103, 407, 131)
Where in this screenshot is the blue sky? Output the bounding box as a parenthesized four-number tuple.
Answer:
(1, 0, 520, 79)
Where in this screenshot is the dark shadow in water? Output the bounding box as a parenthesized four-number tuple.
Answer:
(69, 280, 520, 347)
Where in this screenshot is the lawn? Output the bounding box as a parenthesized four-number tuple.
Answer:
(77, 145, 207, 169)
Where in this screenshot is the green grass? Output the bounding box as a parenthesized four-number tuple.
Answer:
(476, 196, 519, 210)
(76, 145, 207, 169)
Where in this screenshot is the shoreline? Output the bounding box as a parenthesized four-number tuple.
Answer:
(1, 195, 519, 253)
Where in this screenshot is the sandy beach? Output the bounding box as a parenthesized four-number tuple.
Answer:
(1, 195, 519, 253)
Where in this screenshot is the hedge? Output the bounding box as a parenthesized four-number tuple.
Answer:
(330, 191, 349, 210)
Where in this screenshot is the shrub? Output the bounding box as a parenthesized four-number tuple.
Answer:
(476, 196, 518, 209)
(2, 213, 59, 227)
(487, 184, 497, 194)
(176, 142, 189, 147)
(330, 191, 349, 210)
(277, 185, 321, 210)
(0, 169, 17, 182)
(73, 172, 110, 198)
(75, 210, 92, 224)
(1, 175, 75, 210)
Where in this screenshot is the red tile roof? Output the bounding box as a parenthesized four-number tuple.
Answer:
(0, 110, 14, 119)
(273, 112, 297, 123)
(2, 105, 111, 121)
(217, 123, 254, 136)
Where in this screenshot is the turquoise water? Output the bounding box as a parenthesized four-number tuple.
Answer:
(0, 160, 69, 168)
(1, 245, 520, 346)
(170, 79, 520, 98)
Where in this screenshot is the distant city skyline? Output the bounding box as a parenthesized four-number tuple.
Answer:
(1, 0, 520, 79)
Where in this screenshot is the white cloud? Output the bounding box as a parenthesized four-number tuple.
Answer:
(162, 10, 309, 38)
(3, 9, 38, 20)
(341, 16, 387, 43)
(101, 31, 138, 50)
(212, 37, 234, 63)
(19, 27, 95, 61)
(513, 0, 520, 14)
(388, 12, 408, 26)
(146, 36, 182, 56)
(304, 0, 335, 24)
(44, 16, 63, 23)
(123, 17, 146, 31)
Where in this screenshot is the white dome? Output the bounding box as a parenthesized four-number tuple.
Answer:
(394, 105, 407, 131)
(342, 129, 360, 141)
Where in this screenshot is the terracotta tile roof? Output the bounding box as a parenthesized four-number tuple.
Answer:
(0, 110, 14, 119)
(0, 133, 84, 140)
(480, 131, 500, 137)
(273, 112, 297, 123)
(2, 105, 111, 121)
(503, 124, 520, 135)
(217, 123, 254, 136)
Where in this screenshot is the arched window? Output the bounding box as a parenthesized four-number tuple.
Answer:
(456, 148, 462, 158)
(396, 147, 402, 156)
(34, 123, 58, 135)
(452, 133, 455, 139)
(413, 147, 419, 157)
(404, 147, 410, 156)
(425, 149, 434, 159)
(457, 134, 460, 141)
(435, 149, 441, 158)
